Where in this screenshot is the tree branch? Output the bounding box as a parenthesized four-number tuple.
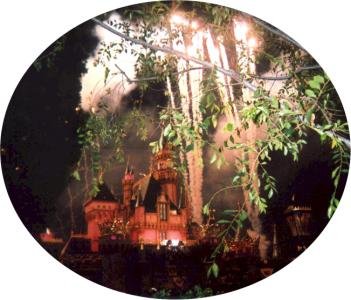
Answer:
(92, 18, 257, 92)
(115, 64, 205, 83)
(93, 18, 349, 148)
(253, 18, 305, 51)
(252, 65, 322, 81)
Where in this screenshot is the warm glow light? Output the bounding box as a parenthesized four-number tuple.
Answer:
(235, 21, 249, 41)
(161, 239, 180, 246)
(248, 38, 257, 49)
(171, 239, 180, 246)
(217, 36, 224, 43)
(191, 21, 198, 30)
(171, 14, 189, 27)
(46, 228, 51, 235)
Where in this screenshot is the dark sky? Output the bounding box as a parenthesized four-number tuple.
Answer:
(1, 20, 99, 235)
(0, 8, 348, 242)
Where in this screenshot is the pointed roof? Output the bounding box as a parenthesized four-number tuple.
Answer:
(135, 174, 161, 212)
(124, 157, 134, 176)
(131, 174, 181, 212)
(92, 183, 115, 201)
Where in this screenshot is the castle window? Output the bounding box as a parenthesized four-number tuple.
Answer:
(160, 203, 167, 221)
(160, 231, 167, 241)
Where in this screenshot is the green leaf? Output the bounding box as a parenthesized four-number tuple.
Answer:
(211, 115, 218, 128)
(174, 113, 183, 121)
(249, 190, 255, 202)
(173, 137, 181, 146)
(210, 153, 217, 164)
(167, 130, 176, 139)
(212, 262, 219, 278)
(327, 198, 339, 218)
(216, 157, 223, 169)
(271, 97, 279, 109)
(268, 189, 274, 199)
(331, 139, 337, 149)
(258, 199, 268, 213)
(314, 75, 325, 84)
(208, 262, 219, 278)
(104, 67, 110, 84)
(72, 170, 80, 181)
(323, 124, 333, 131)
(217, 219, 231, 224)
(305, 89, 316, 98)
(222, 209, 238, 216)
(185, 143, 194, 152)
(232, 175, 240, 184)
(253, 88, 263, 98)
(239, 210, 247, 221)
(308, 80, 320, 90)
(305, 108, 314, 123)
(331, 167, 340, 179)
(163, 123, 172, 137)
(226, 122, 234, 132)
(203, 203, 210, 216)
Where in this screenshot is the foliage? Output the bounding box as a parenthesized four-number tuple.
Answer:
(72, 108, 150, 197)
(151, 285, 214, 299)
(33, 39, 65, 71)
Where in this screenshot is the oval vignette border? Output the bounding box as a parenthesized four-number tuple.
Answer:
(0, 1, 350, 300)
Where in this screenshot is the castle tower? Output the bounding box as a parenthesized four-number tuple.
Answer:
(152, 144, 178, 207)
(122, 164, 134, 208)
(83, 183, 118, 252)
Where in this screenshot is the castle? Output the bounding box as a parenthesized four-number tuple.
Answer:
(81, 143, 190, 252)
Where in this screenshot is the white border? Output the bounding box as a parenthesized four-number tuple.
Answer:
(0, 1, 350, 299)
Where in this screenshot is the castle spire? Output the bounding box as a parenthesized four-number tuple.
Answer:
(122, 158, 135, 209)
(125, 157, 130, 175)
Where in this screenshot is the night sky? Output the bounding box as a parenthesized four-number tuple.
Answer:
(1, 20, 98, 235)
(0, 7, 348, 242)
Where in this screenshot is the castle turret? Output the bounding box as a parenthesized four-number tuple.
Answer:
(152, 144, 178, 207)
(83, 183, 118, 252)
(122, 164, 134, 208)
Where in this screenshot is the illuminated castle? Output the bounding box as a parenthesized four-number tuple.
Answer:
(83, 144, 189, 252)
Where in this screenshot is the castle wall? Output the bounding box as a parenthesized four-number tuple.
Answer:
(84, 200, 119, 252)
(166, 230, 184, 241)
(139, 229, 158, 244)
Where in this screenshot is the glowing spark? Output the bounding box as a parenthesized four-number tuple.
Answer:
(248, 38, 257, 49)
(191, 21, 198, 30)
(233, 19, 256, 85)
(170, 19, 204, 224)
(235, 21, 249, 41)
(206, 31, 235, 124)
(171, 14, 189, 27)
(166, 77, 175, 109)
